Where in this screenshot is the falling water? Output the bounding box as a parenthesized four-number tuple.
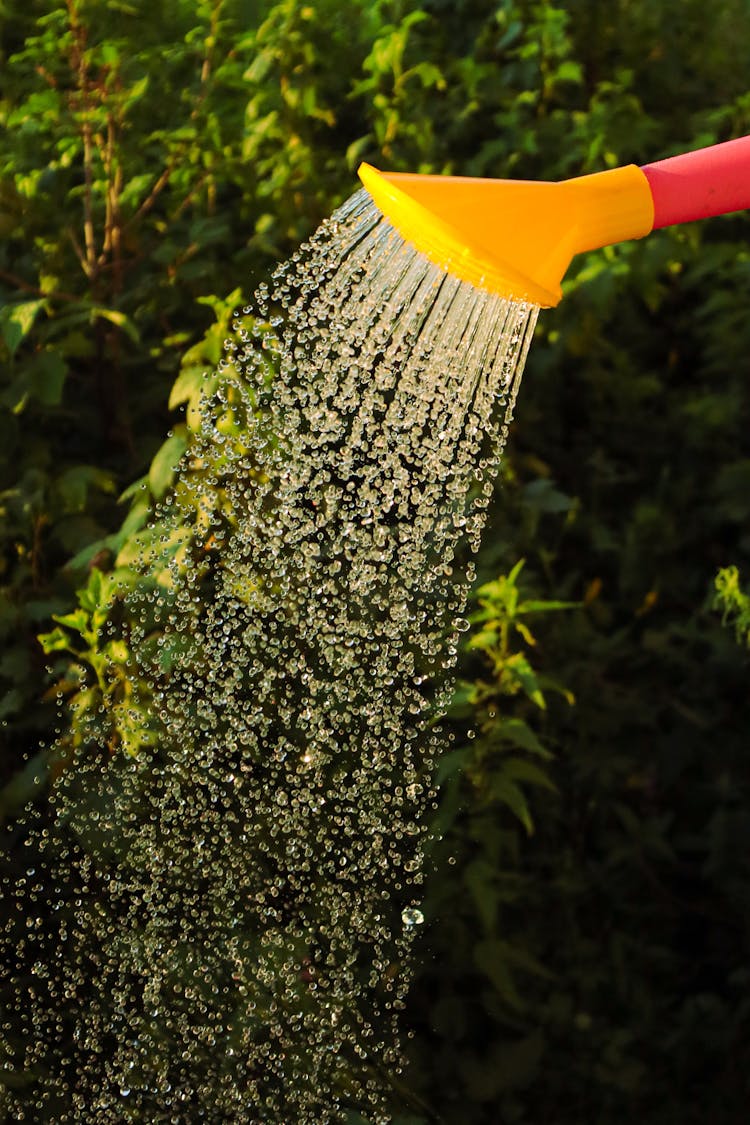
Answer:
(1, 189, 538, 1122)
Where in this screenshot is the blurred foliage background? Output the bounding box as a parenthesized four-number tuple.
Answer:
(1, 0, 750, 1121)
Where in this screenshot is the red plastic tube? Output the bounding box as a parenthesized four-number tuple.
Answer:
(641, 134, 750, 230)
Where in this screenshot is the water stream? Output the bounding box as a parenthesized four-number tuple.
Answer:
(2, 190, 538, 1122)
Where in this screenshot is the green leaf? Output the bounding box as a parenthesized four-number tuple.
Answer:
(345, 135, 373, 169)
(489, 776, 535, 834)
(522, 479, 574, 513)
(502, 756, 557, 792)
(464, 860, 499, 932)
(68, 685, 99, 718)
(517, 598, 580, 613)
(507, 654, 546, 709)
(493, 718, 553, 759)
(514, 621, 536, 646)
(100, 42, 120, 65)
(434, 746, 471, 784)
(38, 626, 74, 655)
(116, 524, 190, 572)
(118, 496, 150, 539)
(507, 558, 526, 584)
(78, 568, 109, 613)
(148, 428, 188, 500)
(245, 51, 273, 84)
(714, 565, 750, 646)
(0, 373, 30, 413)
(118, 476, 148, 503)
(106, 639, 130, 664)
(555, 60, 583, 84)
(405, 61, 445, 89)
(497, 19, 523, 51)
(168, 364, 207, 409)
(89, 306, 140, 343)
(1, 300, 45, 355)
(52, 609, 90, 633)
(467, 627, 500, 651)
(125, 75, 149, 105)
(56, 465, 116, 512)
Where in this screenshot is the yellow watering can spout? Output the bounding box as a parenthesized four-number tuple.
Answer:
(358, 162, 655, 307)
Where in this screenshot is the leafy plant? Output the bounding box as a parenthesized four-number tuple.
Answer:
(440, 560, 575, 834)
(714, 565, 750, 647)
(394, 562, 573, 1120)
(3, 1, 750, 1122)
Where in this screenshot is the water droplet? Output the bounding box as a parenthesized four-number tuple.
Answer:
(0, 184, 538, 1120)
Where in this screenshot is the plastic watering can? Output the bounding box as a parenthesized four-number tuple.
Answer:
(358, 135, 750, 307)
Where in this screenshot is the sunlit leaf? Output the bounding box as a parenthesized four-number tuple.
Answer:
(148, 428, 188, 500)
(1, 300, 45, 356)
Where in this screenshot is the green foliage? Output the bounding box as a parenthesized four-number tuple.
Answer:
(396, 565, 569, 1119)
(714, 566, 750, 648)
(438, 561, 575, 836)
(3, 1, 750, 1122)
(36, 562, 161, 756)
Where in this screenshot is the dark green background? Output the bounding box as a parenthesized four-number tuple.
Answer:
(1, 1, 749, 1121)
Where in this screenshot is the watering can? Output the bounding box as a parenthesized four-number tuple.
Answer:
(359, 134, 750, 307)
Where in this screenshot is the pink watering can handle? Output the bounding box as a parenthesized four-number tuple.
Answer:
(641, 134, 750, 229)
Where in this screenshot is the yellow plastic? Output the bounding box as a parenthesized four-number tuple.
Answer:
(358, 162, 655, 307)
